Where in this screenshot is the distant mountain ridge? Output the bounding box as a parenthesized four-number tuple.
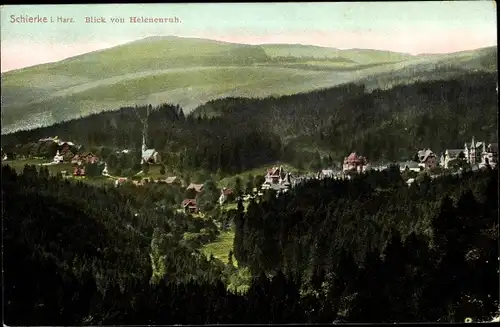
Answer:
(1, 35, 496, 134)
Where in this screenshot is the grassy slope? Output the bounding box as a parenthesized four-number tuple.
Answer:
(1, 36, 496, 134)
(1, 159, 115, 186)
(261, 43, 415, 63)
(201, 230, 236, 265)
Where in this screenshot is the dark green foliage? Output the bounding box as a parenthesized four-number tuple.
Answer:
(2, 72, 497, 173)
(2, 68, 498, 323)
(233, 167, 499, 322)
(85, 162, 104, 177)
(196, 179, 219, 212)
(142, 162, 150, 174)
(3, 164, 498, 324)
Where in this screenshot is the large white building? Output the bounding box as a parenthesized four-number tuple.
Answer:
(440, 137, 498, 169)
(141, 132, 160, 164)
(261, 166, 293, 193)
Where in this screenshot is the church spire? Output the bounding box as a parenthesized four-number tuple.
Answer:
(141, 106, 149, 153)
(142, 128, 147, 153)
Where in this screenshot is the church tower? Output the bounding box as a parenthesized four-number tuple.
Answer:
(142, 127, 147, 154)
(470, 136, 476, 164)
(141, 106, 149, 155)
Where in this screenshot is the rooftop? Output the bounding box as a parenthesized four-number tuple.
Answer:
(142, 149, 156, 159)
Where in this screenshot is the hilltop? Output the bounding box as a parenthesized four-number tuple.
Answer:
(0, 35, 496, 133)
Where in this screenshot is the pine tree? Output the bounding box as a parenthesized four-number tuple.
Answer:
(228, 250, 234, 266)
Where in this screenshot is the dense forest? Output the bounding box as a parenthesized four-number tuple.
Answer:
(234, 166, 499, 321)
(3, 163, 498, 324)
(2, 71, 497, 175)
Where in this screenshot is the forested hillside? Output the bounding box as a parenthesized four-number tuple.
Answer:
(234, 167, 499, 322)
(3, 71, 497, 174)
(3, 164, 498, 324)
(2, 164, 230, 324)
(1, 36, 426, 133)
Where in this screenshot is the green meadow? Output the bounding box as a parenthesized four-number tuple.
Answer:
(202, 230, 237, 266)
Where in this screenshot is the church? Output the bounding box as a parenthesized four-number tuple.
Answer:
(140, 131, 160, 164)
(464, 136, 498, 168)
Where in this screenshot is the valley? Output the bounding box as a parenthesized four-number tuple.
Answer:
(2, 34, 498, 325)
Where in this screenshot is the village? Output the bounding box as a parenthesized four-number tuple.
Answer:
(2, 134, 497, 215)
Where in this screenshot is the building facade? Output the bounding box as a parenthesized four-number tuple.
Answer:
(342, 152, 368, 173)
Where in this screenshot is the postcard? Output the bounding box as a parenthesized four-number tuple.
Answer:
(2, 2, 498, 326)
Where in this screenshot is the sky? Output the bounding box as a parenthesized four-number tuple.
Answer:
(1, 2, 497, 72)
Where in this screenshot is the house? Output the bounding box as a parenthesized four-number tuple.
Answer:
(57, 141, 75, 154)
(182, 199, 198, 213)
(163, 176, 181, 185)
(186, 183, 204, 193)
(464, 136, 484, 165)
(218, 188, 235, 205)
(52, 150, 64, 164)
(343, 152, 368, 173)
(463, 137, 497, 168)
(262, 166, 294, 193)
(71, 152, 99, 165)
(265, 166, 283, 184)
(440, 149, 465, 169)
(114, 178, 128, 187)
(480, 143, 498, 168)
(398, 161, 421, 172)
(416, 149, 437, 170)
(73, 166, 86, 177)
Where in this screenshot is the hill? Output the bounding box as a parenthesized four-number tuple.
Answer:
(1, 35, 495, 134)
(2, 71, 497, 176)
(261, 43, 414, 64)
(3, 161, 498, 324)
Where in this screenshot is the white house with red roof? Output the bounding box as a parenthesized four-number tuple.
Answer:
(417, 149, 437, 170)
(262, 166, 293, 193)
(265, 166, 283, 184)
(182, 199, 198, 213)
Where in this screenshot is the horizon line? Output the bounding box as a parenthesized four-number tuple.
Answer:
(1, 34, 497, 73)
